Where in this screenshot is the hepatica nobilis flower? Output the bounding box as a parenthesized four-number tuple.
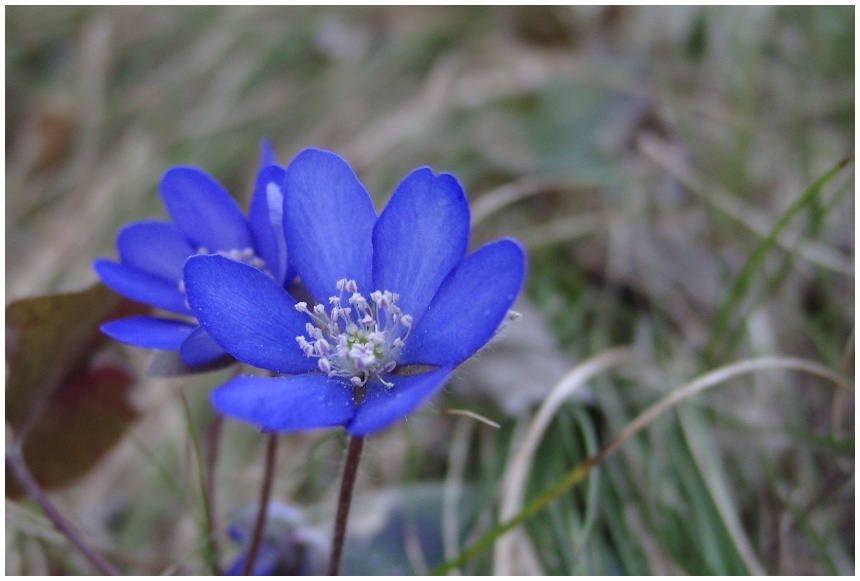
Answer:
(184, 148, 526, 435)
(225, 501, 328, 575)
(93, 142, 291, 367)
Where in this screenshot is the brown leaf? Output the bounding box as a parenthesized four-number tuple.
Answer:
(5, 282, 147, 498)
(6, 365, 138, 498)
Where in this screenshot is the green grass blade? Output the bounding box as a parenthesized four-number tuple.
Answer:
(179, 392, 218, 575)
(705, 154, 854, 363)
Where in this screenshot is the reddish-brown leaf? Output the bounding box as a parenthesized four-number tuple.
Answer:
(6, 282, 147, 498)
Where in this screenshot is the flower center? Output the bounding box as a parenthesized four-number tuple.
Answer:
(179, 246, 272, 293)
(215, 247, 270, 274)
(294, 278, 413, 388)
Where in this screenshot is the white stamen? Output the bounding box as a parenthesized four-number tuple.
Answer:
(318, 358, 332, 374)
(179, 246, 273, 296)
(293, 279, 413, 389)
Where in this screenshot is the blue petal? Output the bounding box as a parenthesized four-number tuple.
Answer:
(259, 138, 279, 169)
(225, 545, 281, 576)
(211, 374, 355, 432)
(248, 165, 289, 284)
(398, 239, 526, 366)
(179, 325, 228, 366)
(160, 166, 253, 252)
(100, 316, 196, 349)
(372, 168, 469, 322)
(94, 258, 192, 315)
(184, 254, 318, 374)
(116, 219, 195, 283)
(282, 148, 377, 303)
(347, 366, 452, 436)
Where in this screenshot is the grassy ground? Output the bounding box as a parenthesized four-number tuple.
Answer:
(6, 6, 854, 575)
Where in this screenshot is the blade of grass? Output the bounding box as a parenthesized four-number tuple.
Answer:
(833, 328, 855, 436)
(668, 434, 734, 573)
(442, 417, 476, 575)
(570, 404, 601, 572)
(432, 355, 848, 575)
(678, 404, 765, 574)
(705, 152, 855, 363)
(529, 404, 600, 574)
(6, 446, 122, 575)
(121, 424, 196, 512)
(495, 347, 636, 574)
(601, 484, 659, 574)
(639, 136, 853, 277)
(179, 392, 219, 575)
(203, 413, 224, 569)
(469, 175, 583, 227)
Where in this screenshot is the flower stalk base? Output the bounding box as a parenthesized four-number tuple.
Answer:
(327, 435, 365, 575)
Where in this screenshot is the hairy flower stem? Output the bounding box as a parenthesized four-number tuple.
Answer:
(328, 436, 365, 575)
(6, 447, 121, 575)
(242, 433, 279, 576)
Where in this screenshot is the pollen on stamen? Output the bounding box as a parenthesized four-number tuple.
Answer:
(318, 358, 332, 374)
(191, 246, 274, 282)
(294, 279, 414, 389)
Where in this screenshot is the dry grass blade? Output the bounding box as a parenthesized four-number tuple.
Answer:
(442, 418, 476, 575)
(518, 212, 601, 250)
(602, 356, 849, 466)
(494, 346, 638, 575)
(470, 176, 576, 227)
(638, 134, 853, 277)
(435, 354, 848, 575)
(441, 408, 501, 429)
(602, 356, 849, 576)
(832, 327, 855, 437)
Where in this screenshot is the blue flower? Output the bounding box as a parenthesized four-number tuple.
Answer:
(93, 141, 292, 367)
(184, 148, 526, 435)
(224, 501, 327, 575)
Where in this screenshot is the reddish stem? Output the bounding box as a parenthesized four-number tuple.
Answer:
(6, 447, 121, 575)
(241, 433, 279, 575)
(327, 436, 365, 575)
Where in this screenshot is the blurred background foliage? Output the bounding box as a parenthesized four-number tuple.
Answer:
(5, 5, 854, 575)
